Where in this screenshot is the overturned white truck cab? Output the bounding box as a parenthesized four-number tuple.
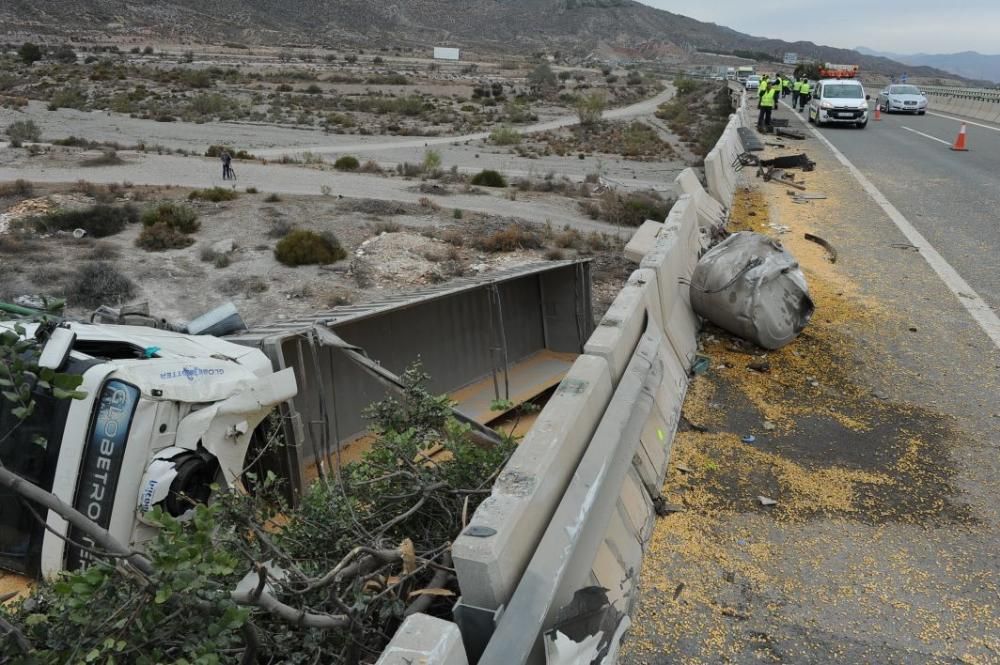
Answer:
(0, 321, 296, 578)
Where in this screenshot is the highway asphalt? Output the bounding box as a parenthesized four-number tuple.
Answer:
(780, 101, 1000, 312)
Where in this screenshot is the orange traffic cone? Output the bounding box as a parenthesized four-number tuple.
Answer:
(951, 123, 969, 151)
(874, 104, 881, 121)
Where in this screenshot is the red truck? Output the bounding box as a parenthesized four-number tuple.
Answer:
(819, 63, 860, 79)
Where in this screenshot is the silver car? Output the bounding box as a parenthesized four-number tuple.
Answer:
(876, 84, 928, 115)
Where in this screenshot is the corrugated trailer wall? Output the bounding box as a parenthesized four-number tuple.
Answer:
(228, 260, 593, 502)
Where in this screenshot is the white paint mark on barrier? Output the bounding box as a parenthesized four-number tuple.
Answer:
(901, 126, 952, 146)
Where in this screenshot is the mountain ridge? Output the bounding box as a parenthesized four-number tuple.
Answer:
(0, 0, 966, 80)
(856, 46, 1000, 83)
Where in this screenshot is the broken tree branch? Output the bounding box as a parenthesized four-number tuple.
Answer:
(0, 463, 154, 577)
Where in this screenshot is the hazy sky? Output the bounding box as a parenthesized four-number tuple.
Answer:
(637, 1, 1000, 55)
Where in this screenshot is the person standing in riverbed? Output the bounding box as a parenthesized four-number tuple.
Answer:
(220, 150, 233, 180)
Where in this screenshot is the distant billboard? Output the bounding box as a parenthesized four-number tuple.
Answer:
(433, 47, 460, 61)
(783, 52, 799, 65)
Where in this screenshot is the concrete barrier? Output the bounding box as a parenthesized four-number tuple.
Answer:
(674, 168, 726, 245)
(376, 614, 469, 665)
(477, 326, 671, 665)
(624, 220, 665, 263)
(584, 269, 663, 385)
(452, 354, 614, 610)
(640, 197, 701, 371)
(379, 86, 743, 665)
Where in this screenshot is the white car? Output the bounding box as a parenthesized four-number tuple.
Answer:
(808, 78, 870, 128)
(744, 75, 761, 91)
(876, 84, 928, 115)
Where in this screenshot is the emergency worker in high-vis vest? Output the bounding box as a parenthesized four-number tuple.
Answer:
(758, 84, 778, 130)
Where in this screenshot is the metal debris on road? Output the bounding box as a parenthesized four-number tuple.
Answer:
(804, 233, 838, 263)
(742, 435, 756, 443)
(757, 496, 778, 506)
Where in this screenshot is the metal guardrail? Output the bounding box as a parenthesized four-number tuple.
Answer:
(920, 86, 1000, 103)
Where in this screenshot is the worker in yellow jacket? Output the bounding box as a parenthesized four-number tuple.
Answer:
(758, 84, 779, 130)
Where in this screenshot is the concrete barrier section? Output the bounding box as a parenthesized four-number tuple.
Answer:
(453, 354, 614, 610)
(624, 220, 664, 263)
(640, 198, 701, 371)
(674, 167, 726, 244)
(584, 269, 662, 385)
(376, 614, 469, 665)
(477, 328, 668, 665)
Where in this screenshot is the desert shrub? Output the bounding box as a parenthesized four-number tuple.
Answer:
(440, 228, 464, 246)
(589, 190, 673, 227)
(88, 242, 120, 260)
(34, 204, 139, 238)
(48, 88, 88, 111)
(470, 170, 507, 188)
(188, 187, 238, 202)
(141, 202, 200, 233)
(453, 208, 463, 220)
(274, 229, 347, 266)
(418, 197, 440, 210)
(545, 248, 566, 260)
(576, 90, 607, 126)
(334, 155, 360, 171)
(489, 126, 522, 146)
(476, 224, 542, 252)
(204, 145, 254, 159)
(0, 179, 33, 198)
(554, 228, 582, 249)
(263, 193, 282, 203)
(396, 162, 423, 177)
(80, 150, 125, 167)
(266, 217, 294, 238)
(68, 262, 136, 307)
(422, 149, 442, 172)
(52, 44, 77, 64)
(371, 220, 401, 234)
(135, 223, 195, 251)
(219, 274, 268, 296)
(245, 186, 259, 194)
(5, 120, 41, 147)
(18, 42, 42, 65)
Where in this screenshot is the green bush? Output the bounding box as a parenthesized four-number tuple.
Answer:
(489, 126, 522, 146)
(141, 202, 200, 233)
(204, 145, 254, 159)
(470, 169, 507, 188)
(5, 120, 41, 147)
(136, 222, 196, 251)
(333, 155, 360, 171)
(33, 204, 139, 238)
(18, 42, 42, 64)
(274, 229, 347, 266)
(188, 187, 238, 202)
(68, 262, 136, 306)
(48, 88, 88, 111)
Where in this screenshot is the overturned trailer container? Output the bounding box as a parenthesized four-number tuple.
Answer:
(228, 260, 595, 503)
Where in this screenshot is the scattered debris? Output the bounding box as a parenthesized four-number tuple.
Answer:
(873, 390, 890, 400)
(675, 463, 693, 474)
(742, 434, 756, 443)
(672, 583, 686, 600)
(762, 421, 776, 431)
(891, 243, 920, 252)
(747, 361, 771, 373)
(757, 496, 778, 507)
(760, 154, 815, 171)
(804, 233, 838, 263)
(692, 355, 711, 376)
(690, 232, 814, 350)
(775, 127, 806, 140)
(653, 498, 686, 516)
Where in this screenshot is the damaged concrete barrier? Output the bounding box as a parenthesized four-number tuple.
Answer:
(623, 221, 665, 264)
(453, 354, 614, 611)
(674, 168, 726, 244)
(690, 231, 814, 350)
(376, 614, 469, 665)
(639, 197, 702, 371)
(478, 324, 679, 665)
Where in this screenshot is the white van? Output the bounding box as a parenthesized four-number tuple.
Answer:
(807, 79, 870, 128)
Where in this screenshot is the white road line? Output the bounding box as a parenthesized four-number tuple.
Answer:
(901, 126, 951, 146)
(779, 101, 1000, 350)
(927, 112, 1000, 132)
